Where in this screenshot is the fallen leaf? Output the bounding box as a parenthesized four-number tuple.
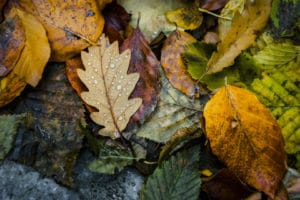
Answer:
(201, 0, 229, 11)
(202, 168, 253, 200)
(102, 0, 131, 43)
(78, 35, 142, 139)
(207, 0, 271, 74)
(0, 16, 25, 77)
(140, 146, 201, 200)
(136, 74, 203, 143)
(166, 7, 203, 30)
(204, 85, 287, 198)
(0, 0, 7, 22)
(161, 30, 199, 97)
(15, 0, 111, 61)
(271, 0, 300, 38)
(120, 26, 160, 128)
(11, 63, 85, 186)
(0, 113, 28, 160)
(65, 56, 96, 113)
(0, 72, 27, 108)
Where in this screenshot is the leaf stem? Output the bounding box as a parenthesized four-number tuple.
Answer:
(198, 8, 231, 20)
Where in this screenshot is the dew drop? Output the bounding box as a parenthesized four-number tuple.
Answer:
(118, 94, 122, 96)
(118, 116, 123, 121)
(87, 62, 91, 66)
(116, 85, 122, 90)
(120, 75, 124, 79)
(110, 63, 115, 68)
(93, 80, 98, 84)
(105, 65, 108, 69)
(94, 69, 98, 72)
(91, 76, 94, 79)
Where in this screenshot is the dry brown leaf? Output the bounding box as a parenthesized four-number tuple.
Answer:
(0, 16, 25, 77)
(77, 35, 142, 139)
(206, 0, 271, 74)
(204, 85, 287, 198)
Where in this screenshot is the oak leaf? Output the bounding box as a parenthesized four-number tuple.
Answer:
(207, 0, 271, 74)
(77, 36, 142, 139)
(161, 30, 199, 97)
(120, 26, 160, 128)
(204, 85, 287, 198)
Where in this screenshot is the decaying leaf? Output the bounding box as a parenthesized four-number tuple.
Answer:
(11, 63, 85, 186)
(204, 85, 287, 198)
(166, 7, 203, 30)
(11, 8, 50, 87)
(102, 0, 131, 43)
(0, 113, 28, 160)
(120, 26, 160, 127)
(161, 30, 199, 97)
(0, 0, 7, 22)
(0, 72, 27, 108)
(15, 0, 111, 61)
(271, 0, 300, 38)
(207, 0, 271, 74)
(202, 168, 253, 200)
(136, 73, 203, 143)
(0, 16, 25, 77)
(140, 146, 201, 200)
(201, 0, 229, 11)
(78, 36, 142, 139)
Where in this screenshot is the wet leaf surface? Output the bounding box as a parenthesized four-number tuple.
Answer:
(204, 85, 287, 198)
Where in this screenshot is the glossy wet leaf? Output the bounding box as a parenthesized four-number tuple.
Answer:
(0, 16, 25, 77)
(11, 63, 85, 186)
(200, 0, 229, 11)
(161, 30, 199, 97)
(6, 8, 50, 87)
(204, 85, 287, 198)
(140, 146, 201, 200)
(120, 26, 160, 128)
(166, 7, 203, 30)
(16, 0, 111, 61)
(136, 74, 203, 143)
(0, 113, 28, 160)
(78, 35, 142, 139)
(207, 0, 271, 74)
(271, 0, 300, 38)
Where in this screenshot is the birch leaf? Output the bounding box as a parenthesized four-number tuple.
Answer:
(207, 0, 271, 74)
(78, 36, 142, 139)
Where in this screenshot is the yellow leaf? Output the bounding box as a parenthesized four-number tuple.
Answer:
(203, 85, 287, 198)
(77, 35, 142, 139)
(166, 7, 203, 30)
(206, 0, 271, 74)
(12, 8, 50, 87)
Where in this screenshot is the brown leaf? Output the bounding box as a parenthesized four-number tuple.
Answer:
(203, 85, 287, 198)
(78, 35, 142, 138)
(202, 168, 253, 200)
(0, 72, 26, 107)
(65, 56, 96, 113)
(0, 0, 7, 22)
(201, 0, 229, 11)
(161, 30, 199, 97)
(120, 26, 160, 127)
(103, 0, 131, 43)
(14, 0, 111, 61)
(206, 0, 271, 74)
(0, 16, 25, 77)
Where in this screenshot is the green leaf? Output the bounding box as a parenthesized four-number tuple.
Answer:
(136, 73, 203, 143)
(88, 140, 135, 174)
(0, 114, 27, 160)
(140, 146, 201, 200)
(270, 0, 300, 38)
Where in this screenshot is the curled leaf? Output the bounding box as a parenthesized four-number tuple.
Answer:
(207, 0, 271, 74)
(204, 85, 287, 198)
(161, 30, 199, 97)
(201, 0, 229, 11)
(78, 36, 142, 138)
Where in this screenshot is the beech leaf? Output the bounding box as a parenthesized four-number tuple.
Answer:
(204, 85, 287, 198)
(140, 146, 201, 200)
(120, 26, 160, 128)
(207, 0, 271, 74)
(78, 36, 142, 139)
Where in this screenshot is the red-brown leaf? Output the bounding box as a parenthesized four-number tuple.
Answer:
(103, 0, 131, 44)
(161, 30, 199, 98)
(120, 27, 160, 127)
(201, 0, 229, 11)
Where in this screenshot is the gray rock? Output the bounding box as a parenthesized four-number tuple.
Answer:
(0, 161, 79, 200)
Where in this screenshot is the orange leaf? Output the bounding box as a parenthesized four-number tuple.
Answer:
(0, 16, 25, 77)
(161, 30, 199, 98)
(203, 85, 287, 198)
